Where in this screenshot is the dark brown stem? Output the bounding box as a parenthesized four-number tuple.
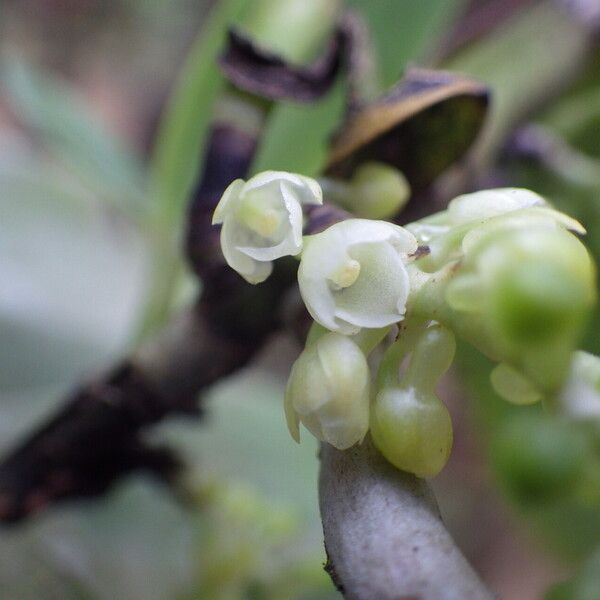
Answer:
(0, 303, 258, 522)
(0, 21, 354, 522)
(0, 196, 346, 522)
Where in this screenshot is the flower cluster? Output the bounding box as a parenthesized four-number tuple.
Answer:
(213, 173, 597, 478)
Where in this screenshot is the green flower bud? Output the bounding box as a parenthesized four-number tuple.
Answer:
(213, 171, 322, 283)
(350, 163, 410, 219)
(284, 332, 370, 450)
(446, 225, 596, 391)
(490, 363, 542, 405)
(370, 324, 455, 477)
(321, 163, 410, 220)
(370, 387, 453, 478)
(407, 187, 584, 271)
(298, 219, 417, 334)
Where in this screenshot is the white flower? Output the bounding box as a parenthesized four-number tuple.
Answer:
(406, 188, 546, 244)
(447, 187, 546, 224)
(212, 171, 322, 284)
(560, 351, 600, 420)
(284, 332, 370, 450)
(298, 219, 418, 334)
(406, 187, 584, 270)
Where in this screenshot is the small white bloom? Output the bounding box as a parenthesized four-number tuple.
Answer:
(407, 188, 584, 270)
(298, 219, 418, 334)
(284, 332, 370, 450)
(560, 351, 600, 420)
(212, 171, 322, 284)
(460, 206, 585, 254)
(447, 187, 546, 224)
(406, 188, 546, 244)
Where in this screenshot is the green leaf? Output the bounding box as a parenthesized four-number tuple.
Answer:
(148, 0, 249, 234)
(250, 83, 346, 177)
(347, 0, 466, 88)
(0, 57, 146, 220)
(542, 83, 600, 159)
(158, 370, 338, 598)
(528, 46, 600, 160)
(253, 0, 465, 176)
(0, 479, 194, 600)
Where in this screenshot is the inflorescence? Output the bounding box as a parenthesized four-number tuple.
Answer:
(213, 169, 597, 478)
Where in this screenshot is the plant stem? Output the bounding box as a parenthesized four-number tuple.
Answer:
(319, 436, 495, 600)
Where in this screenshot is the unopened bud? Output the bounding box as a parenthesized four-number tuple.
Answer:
(371, 324, 455, 477)
(284, 332, 370, 450)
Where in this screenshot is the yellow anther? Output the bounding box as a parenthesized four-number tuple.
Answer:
(329, 259, 361, 290)
(238, 198, 282, 238)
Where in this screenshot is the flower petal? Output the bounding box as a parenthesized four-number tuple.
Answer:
(243, 171, 322, 205)
(334, 242, 410, 329)
(220, 219, 273, 283)
(212, 179, 244, 224)
(448, 188, 546, 225)
(238, 233, 301, 261)
(214, 171, 322, 283)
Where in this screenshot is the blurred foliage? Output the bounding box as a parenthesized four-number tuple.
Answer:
(181, 481, 332, 600)
(150, 0, 249, 234)
(546, 549, 600, 600)
(169, 372, 335, 600)
(459, 344, 600, 560)
(0, 57, 147, 218)
(251, 0, 466, 176)
(540, 54, 600, 159)
(444, 2, 590, 164)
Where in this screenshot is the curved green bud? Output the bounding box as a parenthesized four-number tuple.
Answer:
(371, 324, 455, 478)
(402, 323, 457, 392)
(446, 226, 596, 391)
(490, 363, 542, 405)
(337, 162, 411, 220)
(284, 332, 370, 449)
(370, 387, 453, 478)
